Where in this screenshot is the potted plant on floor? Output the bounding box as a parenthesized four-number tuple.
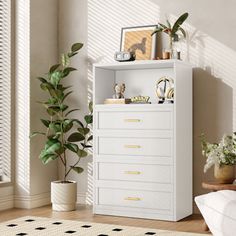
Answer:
(201, 133, 236, 184)
(31, 43, 93, 211)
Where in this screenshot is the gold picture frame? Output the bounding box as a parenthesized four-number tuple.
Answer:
(120, 25, 157, 60)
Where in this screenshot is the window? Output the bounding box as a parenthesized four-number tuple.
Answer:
(0, 0, 12, 182)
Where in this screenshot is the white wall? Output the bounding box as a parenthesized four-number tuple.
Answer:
(14, 0, 58, 209)
(58, 0, 236, 213)
(30, 0, 59, 197)
(58, 0, 93, 204)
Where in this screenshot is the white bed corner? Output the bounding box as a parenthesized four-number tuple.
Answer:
(195, 190, 236, 236)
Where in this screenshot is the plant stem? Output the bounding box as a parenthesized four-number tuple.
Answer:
(65, 122, 90, 178)
(169, 36, 173, 58)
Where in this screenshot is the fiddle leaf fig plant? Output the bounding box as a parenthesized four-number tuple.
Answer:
(31, 43, 93, 182)
(152, 12, 189, 57)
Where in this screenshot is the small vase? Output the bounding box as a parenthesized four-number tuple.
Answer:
(214, 164, 235, 184)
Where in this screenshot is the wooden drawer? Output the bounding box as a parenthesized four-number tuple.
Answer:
(98, 188, 172, 211)
(97, 111, 172, 130)
(98, 162, 172, 183)
(98, 137, 172, 157)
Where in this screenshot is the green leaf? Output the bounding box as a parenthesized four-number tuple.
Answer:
(72, 119, 84, 128)
(47, 97, 57, 105)
(37, 77, 47, 83)
(63, 119, 73, 132)
(171, 12, 189, 35)
(48, 88, 57, 98)
(159, 23, 168, 29)
(87, 135, 93, 141)
(56, 145, 65, 155)
(68, 132, 85, 142)
(84, 115, 93, 124)
(68, 52, 78, 58)
(62, 91, 73, 102)
(40, 82, 54, 91)
(63, 67, 77, 77)
(47, 106, 60, 116)
(71, 166, 84, 174)
(40, 153, 58, 165)
(65, 109, 80, 117)
(50, 71, 63, 87)
(64, 143, 78, 153)
(49, 122, 61, 132)
(40, 119, 50, 128)
(71, 43, 83, 52)
(61, 53, 70, 67)
(179, 27, 187, 38)
(77, 149, 88, 157)
(78, 128, 90, 136)
(166, 19, 171, 28)
(47, 132, 61, 140)
(60, 104, 69, 112)
(49, 64, 61, 74)
(81, 143, 92, 149)
(55, 89, 64, 99)
(45, 141, 61, 154)
(45, 138, 59, 149)
(30, 132, 46, 138)
(89, 101, 93, 113)
(61, 85, 73, 91)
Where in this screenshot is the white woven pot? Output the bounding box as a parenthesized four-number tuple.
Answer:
(51, 180, 77, 211)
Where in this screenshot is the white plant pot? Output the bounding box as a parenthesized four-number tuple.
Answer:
(51, 180, 77, 211)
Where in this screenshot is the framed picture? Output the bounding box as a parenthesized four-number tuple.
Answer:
(120, 25, 158, 60)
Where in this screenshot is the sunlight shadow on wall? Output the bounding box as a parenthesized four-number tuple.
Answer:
(15, 0, 30, 196)
(166, 13, 235, 212)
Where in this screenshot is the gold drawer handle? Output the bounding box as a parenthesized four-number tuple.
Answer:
(124, 119, 141, 123)
(124, 171, 141, 175)
(124, 197, 141, 201)
(124, 145, 141, 149)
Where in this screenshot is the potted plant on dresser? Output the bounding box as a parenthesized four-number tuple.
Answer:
(31, 43, 93, 211)
(201, 133, 236, 184)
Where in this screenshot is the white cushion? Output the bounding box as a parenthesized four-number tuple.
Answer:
(195, 190, 236, 236)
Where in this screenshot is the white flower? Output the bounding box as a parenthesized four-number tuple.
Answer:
(201, 133, 236, 173)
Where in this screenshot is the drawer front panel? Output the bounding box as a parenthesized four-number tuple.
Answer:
(98, 188, 172, 211)
(98, 163, 172, 183)
(98, 137, 171, 157)
(98, 111, 172, 130)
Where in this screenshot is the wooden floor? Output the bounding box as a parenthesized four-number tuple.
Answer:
(0, 205, 209, 234)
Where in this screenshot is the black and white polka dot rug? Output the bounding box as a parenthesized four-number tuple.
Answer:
(0, 216, 207, 236)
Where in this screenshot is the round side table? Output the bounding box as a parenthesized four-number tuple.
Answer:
(201, 181, 236, 231)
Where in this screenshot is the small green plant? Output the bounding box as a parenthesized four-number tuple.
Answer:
(31, 43, 93, 182)
(152, 12, 189, 56)
(201, 133, 236, 173)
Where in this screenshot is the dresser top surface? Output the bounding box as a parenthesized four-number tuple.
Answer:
(94, 60, 192, 71)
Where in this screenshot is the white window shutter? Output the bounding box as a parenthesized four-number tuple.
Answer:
(0, 0, 11, 181)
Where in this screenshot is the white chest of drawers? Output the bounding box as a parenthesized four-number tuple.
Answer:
(93, 60, 192, 221)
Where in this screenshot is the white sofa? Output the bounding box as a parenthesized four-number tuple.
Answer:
(195, 190, 236, 236)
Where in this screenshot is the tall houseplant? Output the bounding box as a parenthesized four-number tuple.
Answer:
(201, 133, 236, 183)
(152, 12, 189, 58)
(31, 43, 93, 211)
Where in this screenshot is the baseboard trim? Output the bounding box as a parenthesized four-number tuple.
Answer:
(0, 195, 14, 211)
(13, 191, 92, 209)
(0, 185, 14, 211)
(14, 192, 51, 209)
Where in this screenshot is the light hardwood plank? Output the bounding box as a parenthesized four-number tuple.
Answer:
(0, 205, 209, 234)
